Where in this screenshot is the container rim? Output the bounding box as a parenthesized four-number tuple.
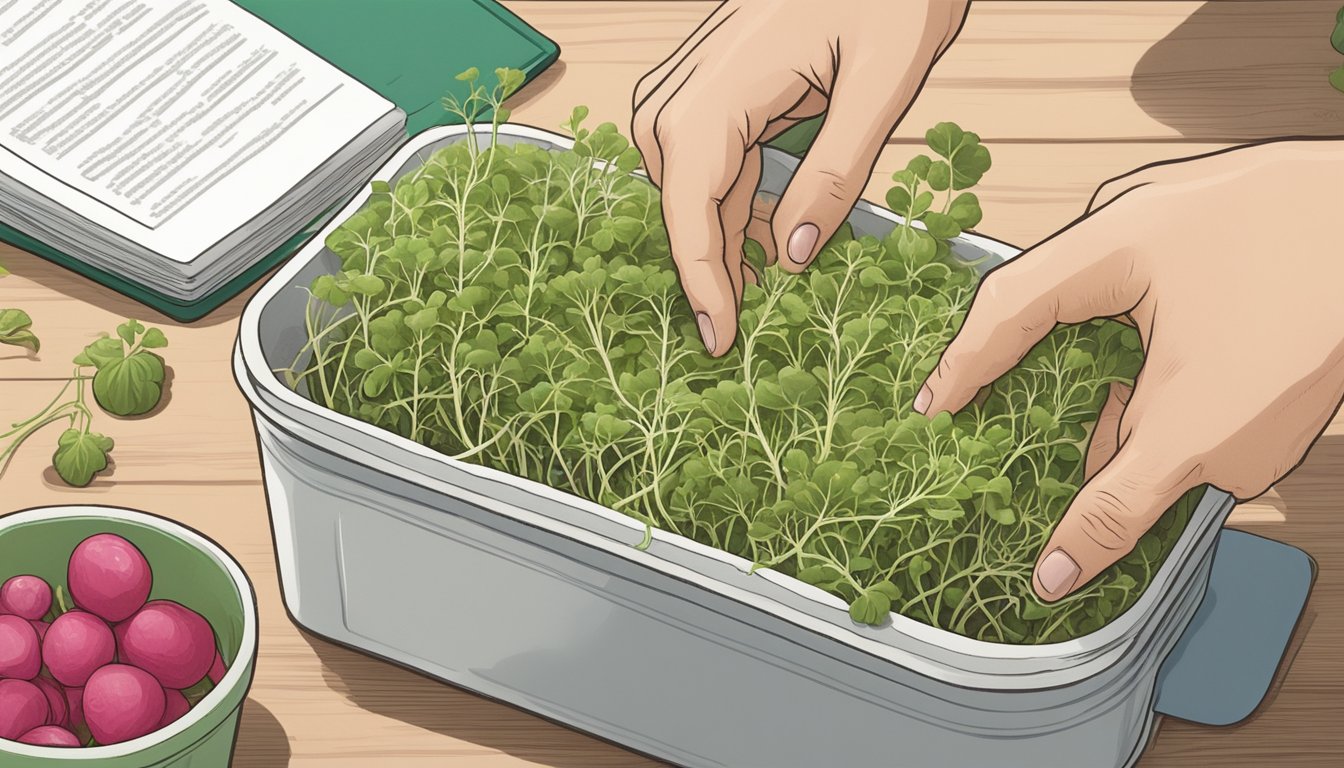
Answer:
(236, 122, 1233, 690)
(0, 505, 258, 760)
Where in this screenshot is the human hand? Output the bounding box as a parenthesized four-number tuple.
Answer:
(632, 0, 971, 355)
(916, 139, 1344, 602)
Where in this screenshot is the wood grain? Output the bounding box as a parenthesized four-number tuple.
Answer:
(504, 1, 1344, 142)
(2, 1, 1342, 765)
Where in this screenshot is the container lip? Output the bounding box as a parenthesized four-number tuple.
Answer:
(0, 505, 258, 759)
(236, 122, 1233, 690)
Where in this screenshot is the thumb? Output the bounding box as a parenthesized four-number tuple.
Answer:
(1033, 430, 1198, 602)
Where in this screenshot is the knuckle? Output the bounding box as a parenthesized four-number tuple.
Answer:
(806, 166, 855, 204)
(1073, 491, 1142, 554)
(654, 98, 696, 144)
(1224, 479, 1271, 501)
(1090, 173, 1156, 212)
(680, 275, 732, 316)
(1214, 464, 1276, 501)
(631, 105, 656, 143)
(1090, 180, 1122, 209)
(975, 269, 1012, 305)
(1124, 433, 1206, 492)
(936, 352, 958, 379)
(975, 268, 1039, 325)
(935, 344, 975, 381)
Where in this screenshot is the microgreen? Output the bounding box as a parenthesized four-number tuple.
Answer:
(0, 265, 41, 354)
(0, 308, 40, 354)
(1, 319, 170, 486)
(284, 68, 1198, 643)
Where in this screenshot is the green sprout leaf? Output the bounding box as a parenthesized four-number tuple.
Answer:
(925, 122, 966, 158)
(140, 328, 169, 349)
(925, 160, 951, 192)
(849, 588, 893, 625)
(1027, 405, 1055, 432)
(75, 336, 124, 368)
(1021, 599, 1051, 621)
(4, 320, 170, 488)
(949, 143, 992, 190)
(921, 211, 962, 240)
(494, 66, 526, 98)
(871, 580, 902, 602)
(116, 319, 144, 346)
(0, 308, 39, 353)
(885, 186, 912, 213)
(947, 192, 983, 229)
(906, 155, 933, 178)
(93, 351, 166, 416)
(52, 429, 114, 487)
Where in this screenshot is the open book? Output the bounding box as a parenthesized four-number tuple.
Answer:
(0, 0, 406, 306)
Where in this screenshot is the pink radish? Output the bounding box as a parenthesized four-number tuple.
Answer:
(33, 676, 67, 727)
(43, 611, 115, 687)
(114, 601, 215, 689)
(18, 724, 81, 747)
(0, 678, 49, 740)
(0, 615, 41, 680)
(68, 534, 152, 623)
(0, 576, 52, 621)
(159, 688, 190, 729)
(83, 664, 165, 745)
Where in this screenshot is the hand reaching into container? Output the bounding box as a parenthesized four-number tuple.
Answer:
(631, 0, 971, 356)
(915, 139, 1344, 602)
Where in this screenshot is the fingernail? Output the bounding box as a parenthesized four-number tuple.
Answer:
(696, 312, 716, 352)
(913, 384, 932, 415)
(1037, 549, 1081, 597)
(787, 223, 820, 265)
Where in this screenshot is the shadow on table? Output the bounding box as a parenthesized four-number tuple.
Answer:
(0, 247, 254, 329)
(234, 698, 291, 768)
(299, 629, 664, 768)
(1131, 0, 1344, 140)
(1228, 431, 1344, 719)
(507, 59, 568, 115)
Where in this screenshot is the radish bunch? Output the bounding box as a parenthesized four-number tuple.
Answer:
(0, 534, 227, 748)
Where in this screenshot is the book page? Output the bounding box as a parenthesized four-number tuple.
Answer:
(0, 0, 400, 262)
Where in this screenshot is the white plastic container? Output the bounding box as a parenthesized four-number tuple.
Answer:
(235, 125, 1235, 768)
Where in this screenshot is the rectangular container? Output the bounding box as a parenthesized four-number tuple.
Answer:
(234, 125, 1235, 768)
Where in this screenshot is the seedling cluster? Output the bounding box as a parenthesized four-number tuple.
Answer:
(284, 69, 1197, 643)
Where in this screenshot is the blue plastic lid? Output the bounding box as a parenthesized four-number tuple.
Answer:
(1153, 529, 1314, 726)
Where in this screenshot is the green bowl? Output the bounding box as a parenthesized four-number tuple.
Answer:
(0, 506, 258, 767)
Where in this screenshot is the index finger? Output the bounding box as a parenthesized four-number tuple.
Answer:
(916, 215, 1148, 416)
(658, 113, 748, 357)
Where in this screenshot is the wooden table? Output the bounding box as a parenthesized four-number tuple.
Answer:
(2, 1, 1342, 765)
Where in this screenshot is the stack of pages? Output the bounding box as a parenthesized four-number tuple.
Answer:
(0, 0, 406, 304)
